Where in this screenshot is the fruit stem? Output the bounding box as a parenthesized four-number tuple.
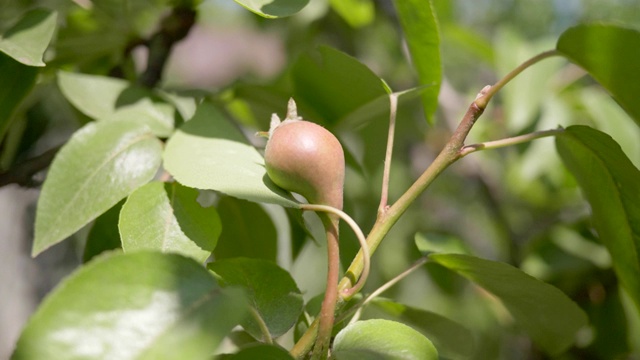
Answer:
(300, 204, 370, 298)
(312, 214, 340, 360)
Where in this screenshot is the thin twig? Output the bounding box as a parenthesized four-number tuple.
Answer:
(346, 257, 429, 325)
(459, 128, 564, 157)
(474, 49, 560, 109)
(378, 93, 399, 217)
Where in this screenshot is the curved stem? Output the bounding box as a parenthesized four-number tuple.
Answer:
(474, 49, 560, 109)
(312, 214, 339, 360)
(300, 204, 371, 298)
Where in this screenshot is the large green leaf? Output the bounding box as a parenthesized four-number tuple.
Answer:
(291, 46, 389, 126)
(367, 299, 475, 359)
(393, 0, 441, 123)
(429, 253, 588, 355)
(57, 71, 175, 137)
(556, 125, 640, 312)
(557, 24, 640, 126)
(33, 120, 162, 256)
(163, 102, 298, 207)
(0, 53, 37, 143)
(119, 182, 221, 263)
(234, 0, 309, 18)
(213, 197, 278, 262)
(0, 8, 57, 66)
(208, 258, 303, 340)
(332, 319, 438, 360)
(12, 251, 248, 360)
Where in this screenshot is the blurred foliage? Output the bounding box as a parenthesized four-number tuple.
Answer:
(3, 0, 640, 359)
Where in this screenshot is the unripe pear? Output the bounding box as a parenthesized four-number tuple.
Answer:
(264, 99, 344, 210)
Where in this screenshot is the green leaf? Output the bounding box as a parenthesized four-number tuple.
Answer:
(33, 120, 162, 256)
(119, 182, 221, 263)
(429, 253, 588, 354)
(163, 102, 298, 207)
(218, 344, 294, 359)
(368, 299, 475, 360)
(393, 0, 441, 123)
(329, 0, 375, 28)
(83, 200, 124, 263)
(234, 0, 309, 18)
(208, 258, 303, 340)
(57, 71, 128, 120)
(291, 46, 388, 126)
(0, 9, 57, 66)
(332, 319, 438, 360)
(557, 24, 640, 126)
(556, 125, 640, 313)
(12, 251, 248, 360)
(213, 197, 278, 262)
(0, 53, 37, 143)
(57, 71, 175, 137)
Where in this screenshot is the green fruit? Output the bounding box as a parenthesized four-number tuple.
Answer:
(264, 99, 344, 210)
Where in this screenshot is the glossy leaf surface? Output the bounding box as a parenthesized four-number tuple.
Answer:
(119, 182, 221, 263)
(234, 0, 309, 18)
(429, 253, 588, 354)
(163, 102, 298, 207)
(557, 24, 640, 126)
(556, 125, 640, 312)
(0, 8, 57, 66)
(213, 197, 278, 262)
(13, 252, 248, 360)
(33, 120, 162, 256)
(208, 258, 303, 339)
(393, 0, 441, 123)
(332, 319, 438, 360)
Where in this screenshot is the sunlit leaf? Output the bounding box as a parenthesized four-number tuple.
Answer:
(556, 125, 640, 313)
(234, 0, 309, 18)
(209, 258, 303, 339)
(33, 120, 162, 256)
(429, 253, 588, 354)
(214, 197, 278, 262)
(12, 252, 248, 360)
(367, 299, 475, 359)
(163, 102, 298, 207)
(0, 9, 57, 66)
(57, 71, 175, 137)
(393, 0, 441, 123)
(119, 182, 221, 263)
(332, 319, 438, 360)
(329, 0, 375, 28)
(557, 24, 640, 126)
